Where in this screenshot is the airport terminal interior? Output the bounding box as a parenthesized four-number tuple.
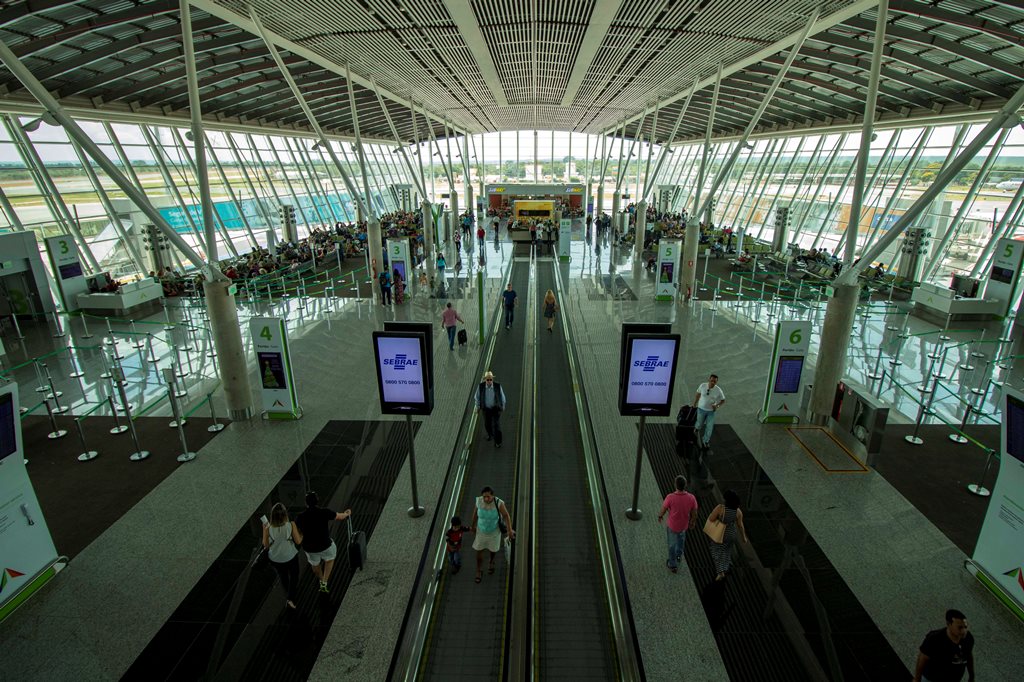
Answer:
(1, 0, 1024, 680)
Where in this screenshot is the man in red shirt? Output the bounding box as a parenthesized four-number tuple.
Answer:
(657, 475, 698, 573)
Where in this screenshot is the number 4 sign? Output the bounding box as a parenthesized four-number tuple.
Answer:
(249, 317, 301, 419)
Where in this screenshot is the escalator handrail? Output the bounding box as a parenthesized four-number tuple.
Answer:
(388, 256, 515, 681)
(551, 259, 645, 680)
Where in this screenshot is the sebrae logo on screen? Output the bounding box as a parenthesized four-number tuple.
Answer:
(384, 354, 418, 371)
(634, 355, 669, 372)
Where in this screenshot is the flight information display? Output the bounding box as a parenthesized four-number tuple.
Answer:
(1006, 393, 1024, 464)
(773, 356, 805, 394)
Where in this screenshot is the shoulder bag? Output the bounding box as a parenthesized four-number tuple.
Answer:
(703, 512, 726, 544)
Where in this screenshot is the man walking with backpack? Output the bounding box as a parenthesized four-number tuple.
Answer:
(378, 269, 392, 305)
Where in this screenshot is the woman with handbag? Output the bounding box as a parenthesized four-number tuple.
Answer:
(705, 489, 748, 581)
(262, 502, 303, 609)
(471, 486, 515, 584)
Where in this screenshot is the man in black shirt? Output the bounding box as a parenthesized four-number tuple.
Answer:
(501, 283, 518, 330)
(296, 491, 352, 593)
(914, 608, 975, 682)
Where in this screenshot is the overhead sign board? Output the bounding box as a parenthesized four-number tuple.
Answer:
(761, 320, 811, 422)
(250, 317, 301, 419)
(372, 331, 433, 415)
(618, 333, 681, 417)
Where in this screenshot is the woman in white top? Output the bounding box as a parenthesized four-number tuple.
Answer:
(262, 502, 303, 609)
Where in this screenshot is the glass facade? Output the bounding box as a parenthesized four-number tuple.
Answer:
(0, 114, 406, 285)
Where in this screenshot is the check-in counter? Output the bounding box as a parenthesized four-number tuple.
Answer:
(77, 279, 163, 315)
(910, 282, 1003, 323)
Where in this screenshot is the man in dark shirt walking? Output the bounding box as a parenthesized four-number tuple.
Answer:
(501, 283, 518, 330)
(914, 609, 975, 682)
(296, 491, 352, 593)
(474, 371, 507, 448)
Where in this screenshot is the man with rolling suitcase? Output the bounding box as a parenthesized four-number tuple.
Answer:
(296, 491, 352, 593)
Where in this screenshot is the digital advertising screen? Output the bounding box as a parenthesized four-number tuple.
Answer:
(392, 261, 407, 283)
(618, 323, 671, 393)
(619, 333, 681, 416)
(659, 262, 674, 284)
(58, 262, 84, 280)
(373, 332, 432, 415)
(0, 391, 17, 462)
(990, 265, 1014, 284)
(258, 352, 286, 390)
(773, 356, 805, 394)
(1006, 393, 1024, 464)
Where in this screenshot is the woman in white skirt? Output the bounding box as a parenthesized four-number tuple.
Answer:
(471, 486, 515, 583)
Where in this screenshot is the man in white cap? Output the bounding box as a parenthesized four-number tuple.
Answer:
(474, 370, 506, 448)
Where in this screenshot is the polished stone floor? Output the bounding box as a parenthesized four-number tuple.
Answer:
(1, 231, 1022, 681)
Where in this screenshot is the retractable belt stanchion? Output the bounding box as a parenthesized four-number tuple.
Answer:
(146, 333, 158, 365)
(164, 368, 196, 463)
(971, 329, 987, 358)
(905, 379, 940, 446)
(79, 313, 93, 339)
(32, 359, 48, 393)
(115, 368, 149, 462)
(42, 364, 68, 413)
(206, 392, 225, 432)
(75, 417, 98, 461)
(51, 311, 66, 338)
(43, 397, 67, 440)
(108, 394, 128, 434)
(949, 404, 973, 444)
(868, 345, 885, 381)
(104, 319, 115, 345)
(10, 312, 24, 339)
(162, 300, 175, 331)
(967, 448, 996, 497)
(68, 346, 85, 379)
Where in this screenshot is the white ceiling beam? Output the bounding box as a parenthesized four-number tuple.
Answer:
(0, 96, 398, 145)
(561, 0, 623, 107)
(442, 0, 508, 107)
(618, 0, 879, 129)
(189, 0, 450, 130)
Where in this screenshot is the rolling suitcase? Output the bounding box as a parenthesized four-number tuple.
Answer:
(675, 405, 698, 445)
(347, 516, 367, 571)
(457, 328, 468, 346)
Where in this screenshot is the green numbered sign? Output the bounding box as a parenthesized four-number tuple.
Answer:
(59, 239, 69, 254)
(260, 326, 272, 341)
(789, 329, 802, 344)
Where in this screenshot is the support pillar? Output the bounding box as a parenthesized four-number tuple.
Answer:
(204, 279, 253, 421)
(422, 201, 436, 283)
(633, 200, 647, 263)
(611, 190, 621, 239)
(682, 209, 699, 299)
(808, 284, 860, 423)
(450, 190, 459, 245)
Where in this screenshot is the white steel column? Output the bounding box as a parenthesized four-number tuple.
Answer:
(922, 129, 1010, 281)
(844, 0, 887, 264)
(180, 0, 217, 262)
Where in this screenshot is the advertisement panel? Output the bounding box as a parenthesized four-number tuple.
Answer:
(372, 331, 432, 415)
(558, 218, 571, 260)
(44, 235, 88, 312)
(249, 317, 301, 419)
(655, 240, 681, 301)
(761, 320, 812, 422)
(984, 238, 1024, 317)
(618, 333, 681, 416)
(971, 386, 1024, 620)
(0, 383, 60, 621)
